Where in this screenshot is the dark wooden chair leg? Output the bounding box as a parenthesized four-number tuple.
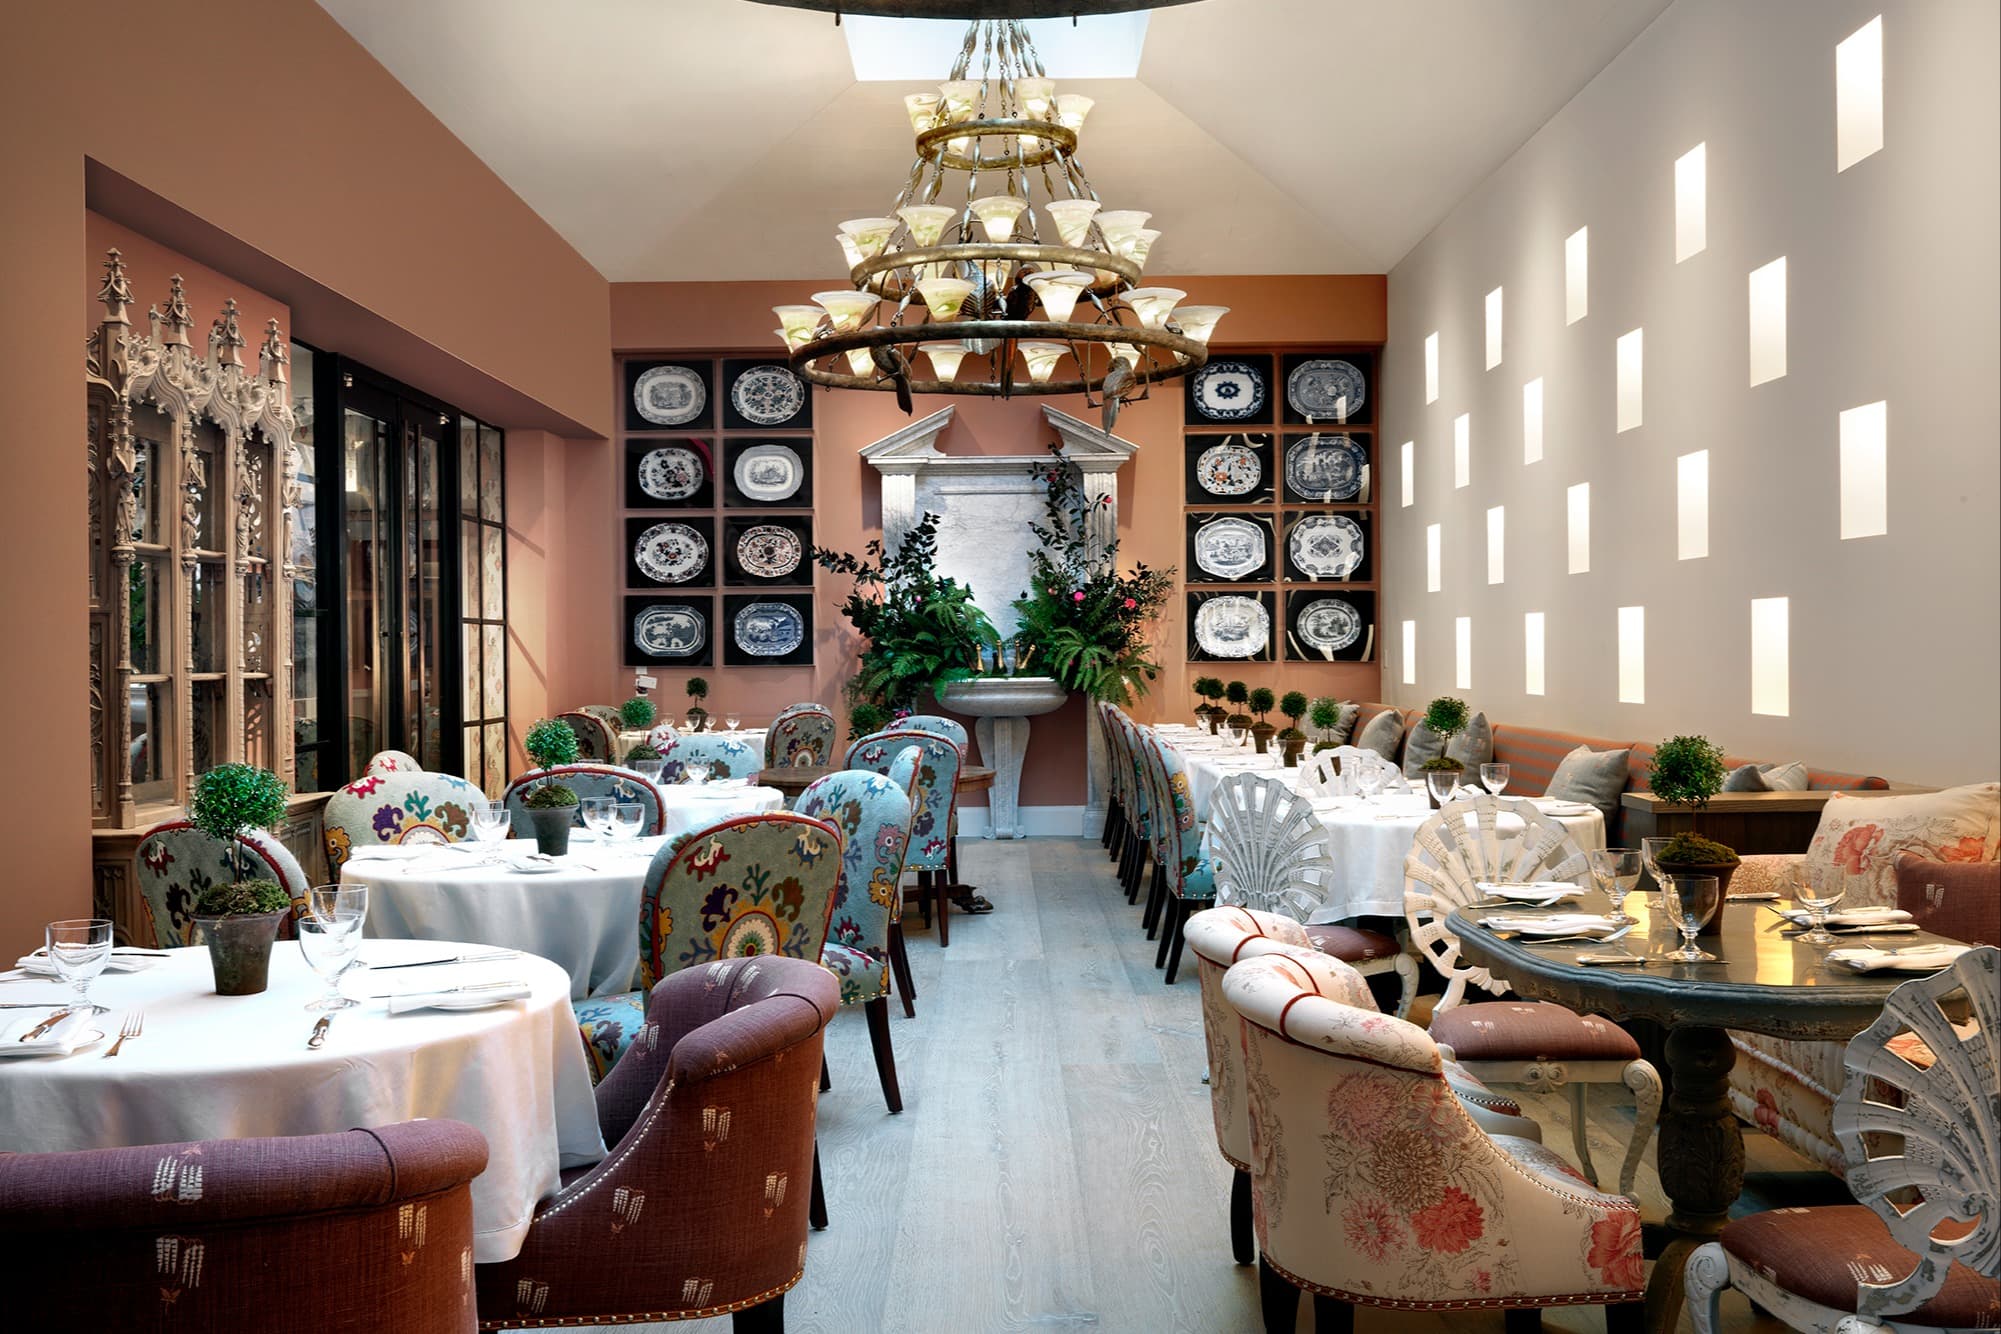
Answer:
(1230, 1167, 1254, 1265)
(887, 922, 916, 1017)
(1257, 1255, 1299, 1334)
(732, 1292, 785, 1332)
(1163, 901, 1197, 984)
(1605, 1301, 1644, 1334)
(819, 1054, 831, 1092)
(1311, 1295, 1354, 1332)
(917, 870, 933, 928)
(809, 1143, 827, 1231)
(864, 996, 902, 1113)
(935, 876, 950, 947)
(1143, 865, 1167, 936)
(1503, 1308, 1543, 1333)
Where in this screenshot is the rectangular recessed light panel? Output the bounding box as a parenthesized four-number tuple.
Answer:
(1751, 597, 1790, 716)
(1402, 620, 1417, 685)
(1523, 378, 1544, 464)
(1454, 413, 1471, 489)
(1565, 227, 1588, 324)
(1678, 450, 1709, 560)
(1837, 16, 1884, 171)
(1618, 606, 1645, 704)
(1425, 332, 1440, 404)
(1568, 483, 1591, 574)
(1749, 257, 1788, 386)
(1617, 329, 1643, 433)
(1524, 612, 1545, 696)
(1485, 287, 1504, 370)
(1676, 143, 1707, 262)
(1400, 440, 1415, 507)
(1840, 400, 1888, 538)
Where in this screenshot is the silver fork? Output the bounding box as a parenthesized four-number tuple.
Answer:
(103, 1010, 143, 1057)
(1512, 923, 1637, 946)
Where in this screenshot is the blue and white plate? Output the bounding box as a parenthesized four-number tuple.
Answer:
(634, 604, 706, 658)
(1194, 440, 1261, 497)
(1193, 516, 1266, 580)
(637, 445, 705, 501)
(1288, 514, 1364, 579)
(1285, 435, 1366, 501)
(1192, 595, 1270, 658)
(733, 443, 805, 503)
(632, 365, 707, 426)
(1191, 360, 1268, 421)
(1295, 597, 1363, 652)
(1287, 359, 1366, 420)
(734, 602, 806, 657)
(730, 365, 807, 426)
(634, 522, 708, 584)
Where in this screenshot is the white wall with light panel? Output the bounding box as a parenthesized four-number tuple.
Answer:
(1380, 0, 1999, 785)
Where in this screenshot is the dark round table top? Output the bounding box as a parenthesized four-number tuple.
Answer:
(1446, 897, 1965, 1042)
(756, 763, 995, 795)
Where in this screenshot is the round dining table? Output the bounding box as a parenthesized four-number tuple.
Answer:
(1447, 897, 1967, 1334)
(0, 937, 605, 1263)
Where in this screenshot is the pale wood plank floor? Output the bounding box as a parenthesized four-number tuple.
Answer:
(552, 837, 1821, 1334)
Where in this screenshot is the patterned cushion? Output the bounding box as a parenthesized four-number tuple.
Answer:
(1428, 1000, 1642, 1063)
(364, 749, 421, 777)
(1805, 783, 2000, 910)
(1719, 1205, 2001, 1328)
(1306, 923, 1400, 963)
(1726, 1044, 1844, 1174)
(503, 764, 668, 836)
(1893, 852, 2000, 944)
(323, 771, 483, 874)
(797, 769, 914, 1007)
(765, 703, 836, 768)
(134, 822, 311, 948)
(1446, 711, 1494, 770)
(1545, 745, 1631, 821)
(822, 940, 889, 1005)
(846, 731, 961, 872)
(655, 733, 759, 784)
(574, 990, 646, 1084)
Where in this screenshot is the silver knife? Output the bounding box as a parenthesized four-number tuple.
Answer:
(19, 1008, 76, 1041)
(366, 949, 520, 971)
(307, 1015, 332, 1048)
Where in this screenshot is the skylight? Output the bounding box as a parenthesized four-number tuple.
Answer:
(843, 14, 1150, 81)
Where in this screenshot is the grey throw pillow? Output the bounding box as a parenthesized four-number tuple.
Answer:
(1547, 744, 1632, 819)
(1446, 711, 1494, 770)
(1723, 760, 1810, 792)
(1401, 721, 1446, 777)
(1330, 702, 1360, 745)
(1356, 709, 1403, 763)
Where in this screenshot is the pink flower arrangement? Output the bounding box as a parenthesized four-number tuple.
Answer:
(1073, 591, 1085, 602)
(1123, 597, 1137, 610)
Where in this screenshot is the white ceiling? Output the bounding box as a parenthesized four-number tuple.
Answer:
(318, 0, 1671, 281)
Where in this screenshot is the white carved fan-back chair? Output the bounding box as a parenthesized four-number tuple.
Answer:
(1686, 945, 2000, 1334)
(1404, 793, 1663, 1197)
(1208, 772, 1417, 1018)
(1299, 744, 1409, 798)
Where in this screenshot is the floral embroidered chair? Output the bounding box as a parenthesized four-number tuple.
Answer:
(1207, 771, 1418, 1018)
(765, 703, 837, 769)
(477, 956, 838, 1334)
(558, 710, 617, 763)
(653, 732, 760, 784)
(502, 764, 669, 836)
(896, 714, 969, 751)
(845, 730, 963, 945)
(796, 768, 916, 1112)
(573, 811, 842, 1083)
(1097, 703, 1128, 858)
(1185, 906, 1543, 1269)
(876, 745, 923, 1008)
(1111, 710, 1156, 901)
(1403, 793, 1662, 1197)
(133, 820, 312, 948)
(364, 748, 423, 777)
(0, 1120, 488, 1333)
(1687, 945, 2000, 1334)
(324, 771, 484, 876)
(1135, 729, 1216, 984)
(1223, 952, 1646, 1333)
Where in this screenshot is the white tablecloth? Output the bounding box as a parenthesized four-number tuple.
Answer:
(0, 938, 604, 1263)
(619, 728, 767, 761)
(1160, 730, 1608, 921)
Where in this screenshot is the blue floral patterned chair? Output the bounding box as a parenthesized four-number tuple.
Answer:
(574, 810, 843, 1083)
(655, 732, 760, 784)
(897, 714, 969, 751)
(765, 703, 837, 769)
(1137, 728, 1216, 985)
(558, 710, 617, 762)
(322, 771, 483, 876)
(363, 749, 421, 778)
(846, 729, 965, 945)
(134, 820, 312, 948)
(1113, 710, 1158, 902)
(797, 768, 917, 1112)
(502, 763, 668, 835)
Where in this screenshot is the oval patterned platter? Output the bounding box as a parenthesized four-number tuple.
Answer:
(1285, 435, 1366, 501)
(733, 443, 805, 503)
(634, 604, 706, 658)
(1192, 595, 1270, 659)
(633, 522, 709, 584)
(736, 524, 804, 579)
(1286, 359, 1367, 420)
(1194, 440, 1261, 497)
(1295, 597, 1363, 653)
(730, 365, 807, 427)
(1288, 513, 1364, 580)
(637, 445, 705, 502)
(734, 602, 806, 657)
(632, 364, 707, 427)
(1190, 360, 1268, 421)
(1193, 516, 1267, 581)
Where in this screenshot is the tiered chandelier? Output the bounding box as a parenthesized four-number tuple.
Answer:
(775, 17, 1225, 425)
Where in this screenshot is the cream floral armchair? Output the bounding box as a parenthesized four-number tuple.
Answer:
(1222, 951, 1645, 1332)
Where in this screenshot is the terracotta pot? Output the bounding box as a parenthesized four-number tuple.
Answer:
(196, 910, 287, 996)
(1281, 736, 1306, 768)
(1205, 713, 1221, 736)
(1251, 722, 1276, 755)
(1658, 861, 1739, 936)
(525, 805, 574, 856)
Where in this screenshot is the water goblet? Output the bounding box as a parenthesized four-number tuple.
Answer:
(1480, 762, 1511, 797)
(578, 796, 615, 840)
(1639, 836, 1674, 907)
(610, 802, 645, 842)
(725, 713, 742, 734)
(299, 885, 367, 1011)
(1355, 764, 1383, 803)
(632, 758, 666, 784)
(1662, 874, 1720, 962)
(1425, 769, 1460, 806)
(684, 761, 713, 786)
(44, 918, 113, 1016)
(1590, 847, 1644, 924)
(1788, 864, 1847, 946)
(470, 800, 510, 842)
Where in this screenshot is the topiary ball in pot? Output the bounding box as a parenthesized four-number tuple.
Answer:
(1655, 830, 1742, 935)
(619, 696, 657, 732)
(193, 878, 292, 996)
(522, 718, 583, 855)
(1307, 697, 1341, 753)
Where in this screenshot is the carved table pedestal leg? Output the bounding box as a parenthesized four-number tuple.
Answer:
(1644, 1023, 1744, 1334)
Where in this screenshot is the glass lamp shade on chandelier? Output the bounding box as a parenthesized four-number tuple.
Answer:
(774, 17, 1225, 427)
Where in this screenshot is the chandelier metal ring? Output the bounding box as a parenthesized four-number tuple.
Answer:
(791, 320, 1207, 398)
(914, 117, 1078, 171)
(848, 241, 1140, 294)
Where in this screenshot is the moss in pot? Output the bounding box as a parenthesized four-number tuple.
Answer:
(193, 879, 292, 996)
(522, 717, 582, 856)
(1653, 831, 1741, 935)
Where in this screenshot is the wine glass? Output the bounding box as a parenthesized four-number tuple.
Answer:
(44, 919, 113, 1016)
(609, 802, 646, 846)
(1789, 863, 1847, 946)
(1590, 847, 1644, 924)
(1662, 874, 1720, 962)
(1480, 762, 1510, 797)
(470, 800, 510, 842)
(298, 885, 367, 1011)
(632, 758, 666, 784)
(578, 796, 615, 840)
(684, 761, 713, 786)
(1639, 836, 1674, 907)
(1425, 769, 1460, 806)
(725, 713, 742, 734)
(1355, 762, 1383, 803)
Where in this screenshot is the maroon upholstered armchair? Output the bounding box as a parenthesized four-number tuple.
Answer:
(0, 1120, 489, 1332)
(476, 954, 841, 1332)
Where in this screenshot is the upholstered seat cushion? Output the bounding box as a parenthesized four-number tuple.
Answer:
(1490, 1134, 1600, 1193)
(822, 939, 890, 1005)
(574, 990, 645, 1083)
(1894, 852, 2000, 945)
(1720, 1205, 2001, 1328)
(1428, 1000, 1641, 1063)
(1305, 922, 1399, 962)
(1439, 1060, 1526, 1119)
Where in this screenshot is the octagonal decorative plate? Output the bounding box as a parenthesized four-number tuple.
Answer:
(1286, 359, 1366, 420)
(633, 522, 708, 584)
(1193, 516, 1267, 580)
(736, 524, 804, 579)
(1193, 595, 1270, 659)
(637, 445, 705, 502)
(1193, 440, 1261, 497)
(730, 365, 807, 427)
(632, 364, 707, 427)
(634, 604, 706, 658)
(1285, 435, 1366, 501)
(1288, 513, 1364, 580)
(1191, 360, 1267, 421)
(1295, 597, 1363, 653)
(734, 602, 806, 657)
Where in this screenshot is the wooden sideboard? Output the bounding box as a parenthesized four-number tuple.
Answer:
(1619, 787, 1923, 856)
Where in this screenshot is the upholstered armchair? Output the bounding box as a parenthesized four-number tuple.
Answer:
(324, 770, 486, 875)
(134, 819, 312, 947)
(557, 710, 617, 762)
(896, 713, 968, 750)
(0, 1120, 489, 1332)
(765, 702, 837, 768)
(574, 811, 843, 1082)
(1185, 906, 1543, 1269)
(477, 956, 839, 1333)
(1223, 953, 1646, 1333)
(1687, 946, 1999, 1334)
(846, 730, 963, 944)
(796, 768, 916, 1110)
(1135, 729, 1215, 983)
(502, 763, 669, 836)
(655, 732, 760, 783)
(364, 748, 423, 777)
(1404, 793, 1662, 1197)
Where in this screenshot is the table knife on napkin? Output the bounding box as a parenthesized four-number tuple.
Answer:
(365, 949, 521, 971)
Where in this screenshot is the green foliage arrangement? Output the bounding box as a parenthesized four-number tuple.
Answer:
(1308, 696, 1340, 735)
(1422, 695, 1470, 741)
(189, 763, 289, 883)
(1649, 735, 1728, 809)
(1277, 691, 1309, 741)
(619, 696, 657, 730)
(626, 741, 661, 762)
(1421, 755, 1465, 773)
(815, 511, 999, 713)
(685, 677, 710, 702)
(1657, 831, 1740, 866)
(1225, 681, 1249, 707)
(849, 699, 891, 740)
(193, 878, 290, 918)
(1191, 676, 1221, 715)
(1010, 448, 1175, 705)
(523, 717, 580, 806)
(1197, 677, 1226, 704)
(1248, 687, 1276, 720)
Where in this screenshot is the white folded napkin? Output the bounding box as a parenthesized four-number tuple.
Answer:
(385, 981, 533, 1014)
(345, 842, 472, 862)
(1481, 913, 1622, 936)
(1826, 944, 1970, 973)
(1777, 906, 1912, 926)
(13, 948, 163, 976)
(1533, 799, 1597, 816)
(0, 1007, 99, 1054)
(1476, 881, 1584, 902)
